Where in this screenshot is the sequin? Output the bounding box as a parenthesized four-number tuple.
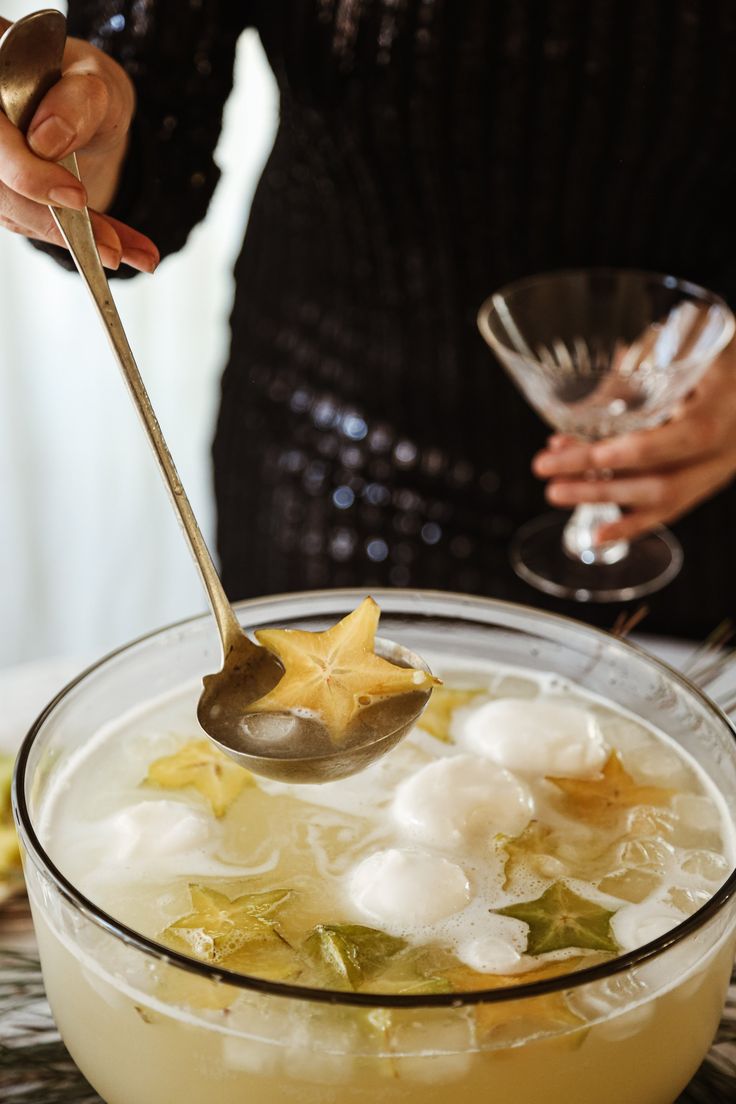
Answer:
(394, 440, 418, 467)
(312, 398, 338, 429)
(364, 483, 390, 506)
(341, 413, 368, 440)
(366, 538, 390, 562)
(330, 528, 357, 562)
(394, 488, 422, 511)
(368, 425, 393, 454)
(332, 485, 355, 509)
(290, 388, 313, 413)
(100, 13, 125, 33)
(303, 461, 328, 493)
(279, 449, 306, 473)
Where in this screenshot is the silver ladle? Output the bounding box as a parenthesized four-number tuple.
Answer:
(0, 9, 433, 783)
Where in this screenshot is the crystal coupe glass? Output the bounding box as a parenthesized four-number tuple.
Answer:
(12, 589, 736, 1104)
(477, 270, 735, 602)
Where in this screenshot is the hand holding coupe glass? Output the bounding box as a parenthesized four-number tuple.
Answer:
(478, 270, 736, 602)
(534, 345, 736, 547)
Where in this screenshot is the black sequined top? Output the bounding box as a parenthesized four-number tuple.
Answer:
(63, 0, 736, 637)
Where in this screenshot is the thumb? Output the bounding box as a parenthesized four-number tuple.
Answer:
(26, 69, 112, 161)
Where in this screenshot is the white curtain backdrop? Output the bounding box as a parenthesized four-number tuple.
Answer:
(0, 2, 279, 666)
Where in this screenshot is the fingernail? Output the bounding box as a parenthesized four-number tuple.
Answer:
(548, 436, 567, 451)
(533, 453, 553, 475)
(48, 185, 86, 210)
(29, 115, 76, 160)
(124, 248, 159, 273)
(99, 246, 121, 270)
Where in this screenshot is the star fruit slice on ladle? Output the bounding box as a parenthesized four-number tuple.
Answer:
(247, 597, 441, 744)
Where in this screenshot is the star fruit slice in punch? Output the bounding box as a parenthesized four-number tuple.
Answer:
(163, 885, 292, 964)
(549, 752, 674, 827)
(495, 881, 619, 956)
(146, 739, 256, 817)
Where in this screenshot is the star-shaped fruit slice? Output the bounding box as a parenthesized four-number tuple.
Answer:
(418, 687, 486, 744)
(475, 988, 585, 1043)
(550, 752, 674, 827)
(163, 885, 290, 964)
(303, 923, 408, 990)
(497, 822, 567, 891)
(248, 597, 440, 742)
(227, 937, 304, 982)
(146, 739, 255, 817)
(361, 945, 453, 995)
(495, 881, 619, 955)
(444, 957, 589, 1042)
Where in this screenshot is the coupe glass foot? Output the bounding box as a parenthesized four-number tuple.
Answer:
(511, 513, 683, 602)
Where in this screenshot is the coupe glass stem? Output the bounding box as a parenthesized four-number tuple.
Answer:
(563, 502, 629, 566)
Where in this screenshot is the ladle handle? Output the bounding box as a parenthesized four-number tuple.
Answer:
(0, 10, 245, 656)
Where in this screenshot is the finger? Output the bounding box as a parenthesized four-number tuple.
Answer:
(3, 216, 122, 270)
(0, 111, 86, 208)
(533, 442, 595, 477)
(0, 177, 159, 273)
(595, 511, 665, 544)
(547, 473, 677, 509)
(27, 70, 111, 161)
(590, 415, 721, 472)
(689, 352, 736, 403)
(597, 438, 736, 543)
(99, 212, 160, 272)
(549, 453, 735, 515)
(546, 434, 578, 451)
(0, 185, 123, 268)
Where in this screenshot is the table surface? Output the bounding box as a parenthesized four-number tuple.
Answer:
(0, 644, 734, 1103)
